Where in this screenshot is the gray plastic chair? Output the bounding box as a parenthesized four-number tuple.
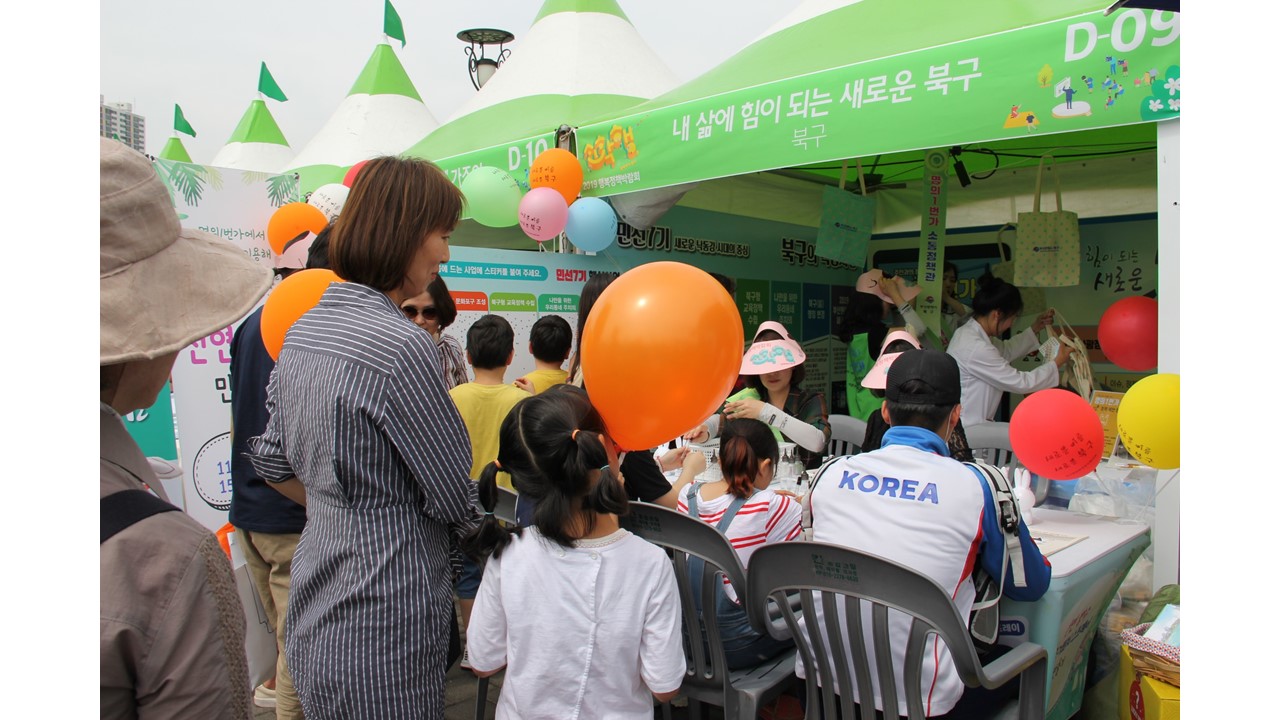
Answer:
(746, 542, 1047, 720)
(828, 413, 867, 457)
(620, 501, 799, 720)
(493, 485, 518, 524)
(965, 421, 1017, 468)
(471, 484, 519, 525)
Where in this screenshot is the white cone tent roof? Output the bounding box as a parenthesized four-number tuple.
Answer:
(404, 0, 679, 164)
(210, 99, 293, 173)
(285, 43, 438, 194)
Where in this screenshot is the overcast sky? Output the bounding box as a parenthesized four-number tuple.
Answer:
(100, 0, 803, 161)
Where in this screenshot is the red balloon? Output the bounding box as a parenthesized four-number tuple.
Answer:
(261, 269, 343, 360)
(582, 262, 742, 451)
(342, 160, 370, 188)
(1097, 296, 1158, 371)
(1009, 389, 1105, 480)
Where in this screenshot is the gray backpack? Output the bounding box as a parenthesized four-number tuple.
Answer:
(963, 460, 1028, 645)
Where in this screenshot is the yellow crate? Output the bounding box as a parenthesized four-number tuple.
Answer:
(1118, 646, 1180, 720)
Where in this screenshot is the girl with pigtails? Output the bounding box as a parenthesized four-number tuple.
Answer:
(677, 417, 803, 670)
(461, 385, 686, 719)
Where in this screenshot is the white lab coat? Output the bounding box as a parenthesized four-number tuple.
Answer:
(946, 317, 1059, 427)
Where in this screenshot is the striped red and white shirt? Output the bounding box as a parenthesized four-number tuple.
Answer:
(676, 487, 803, 603)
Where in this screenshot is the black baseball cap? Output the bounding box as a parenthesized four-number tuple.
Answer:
(885, 349, 962, 406)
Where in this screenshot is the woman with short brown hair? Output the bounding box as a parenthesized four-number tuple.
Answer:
(250, 156, 476, 719)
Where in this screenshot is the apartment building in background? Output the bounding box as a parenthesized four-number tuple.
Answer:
(101, 95, 146, 154)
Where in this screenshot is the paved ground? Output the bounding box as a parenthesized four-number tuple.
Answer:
(250, 668, 745, 719)
(246, 607, 808, 719)
(250, 602, 505, 719)
(252, 660, 503, 719)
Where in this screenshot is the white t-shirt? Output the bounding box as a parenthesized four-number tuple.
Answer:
(675, 487, 803, 603)
(467, 527, 686, 720)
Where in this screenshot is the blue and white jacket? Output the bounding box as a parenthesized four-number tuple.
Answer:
(803, 425, 1051, 716)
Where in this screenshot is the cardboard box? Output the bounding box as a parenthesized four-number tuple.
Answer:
(1118, 645, 1180, 720)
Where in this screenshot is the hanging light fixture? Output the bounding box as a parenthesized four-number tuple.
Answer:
(457, 28, 515, 90)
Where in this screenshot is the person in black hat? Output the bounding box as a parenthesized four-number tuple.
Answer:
(802, 350, 1051, 718)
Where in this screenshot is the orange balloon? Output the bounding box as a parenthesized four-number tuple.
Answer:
(528, 148, 584, 207)
(581, 262, 743, 450)
(260, 269, 342, 360)
(267, 202, 328, 256)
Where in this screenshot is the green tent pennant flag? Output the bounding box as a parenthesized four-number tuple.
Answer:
(258, 62, 288, 102)
(384, 0, 406, 48)
(173, 104, 196, 137)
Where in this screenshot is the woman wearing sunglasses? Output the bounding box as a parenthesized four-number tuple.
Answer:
(401, 276, 469, 389)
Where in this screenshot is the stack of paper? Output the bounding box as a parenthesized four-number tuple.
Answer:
(1032, 531, 1087, 556)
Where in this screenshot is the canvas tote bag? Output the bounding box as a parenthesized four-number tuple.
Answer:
(1014, 155, 1080, 287)
(815, 160, 876, 268)
(991, 224, 1047, 316)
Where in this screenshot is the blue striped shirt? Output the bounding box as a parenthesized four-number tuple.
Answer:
(250, 281, 476, 718)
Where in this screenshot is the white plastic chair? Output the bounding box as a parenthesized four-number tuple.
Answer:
(827, 414, 867, 457)
(965, 421, 1017, 468)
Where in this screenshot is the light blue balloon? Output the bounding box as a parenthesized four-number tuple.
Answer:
(564, 197, 618, 252)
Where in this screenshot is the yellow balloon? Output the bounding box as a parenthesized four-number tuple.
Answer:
(1116, 374, 1179, 469)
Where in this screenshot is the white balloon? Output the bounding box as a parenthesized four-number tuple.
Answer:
(308, 183, 350, 223)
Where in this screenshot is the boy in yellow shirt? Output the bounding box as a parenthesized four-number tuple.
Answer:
(449, 314, 532, 482)
(514, 314, 572, 395)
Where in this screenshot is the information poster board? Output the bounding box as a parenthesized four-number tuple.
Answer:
(1090, 390, 1125, 460)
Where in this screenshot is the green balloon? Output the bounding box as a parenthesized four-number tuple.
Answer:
(460, 166, 522, 227)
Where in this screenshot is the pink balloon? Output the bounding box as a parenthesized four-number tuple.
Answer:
(518, 187, 569, 242)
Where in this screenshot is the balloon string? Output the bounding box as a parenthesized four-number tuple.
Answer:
(1153, 469, 1179, 499)
(602, 248, 625, 275)
(1134, 468, 1178, 525)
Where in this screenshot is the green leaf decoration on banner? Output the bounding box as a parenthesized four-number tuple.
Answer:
(154, 158, 206, 207)
(1139, 64, 1180, 121)
(169, 163, 206, 207)
(241, 171, 271, 185)
(266, 173, 300, 208)
(199, 165, 224, 192)
(153, 159, 178, 208)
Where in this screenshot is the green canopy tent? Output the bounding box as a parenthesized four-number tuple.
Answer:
(571, 0, 1179, 204)
(567, 7, 1180, 720)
